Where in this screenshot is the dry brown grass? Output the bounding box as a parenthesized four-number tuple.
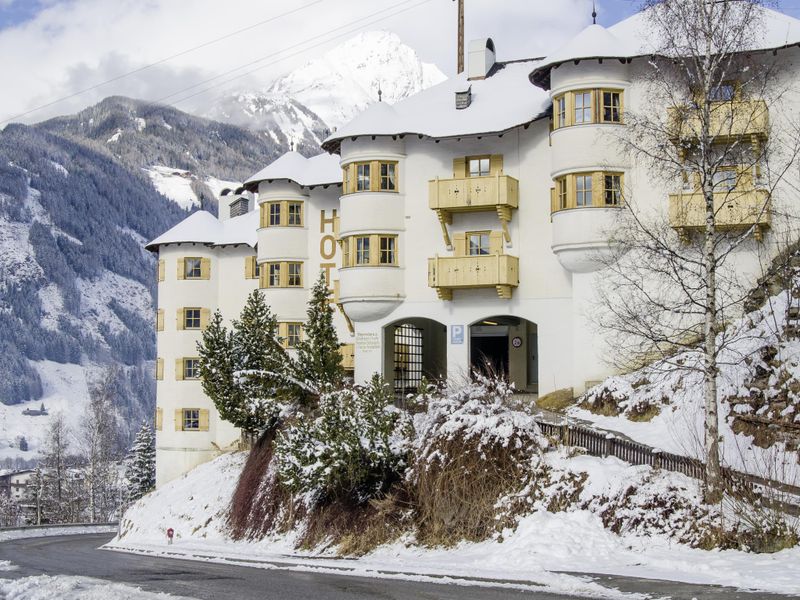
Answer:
(536, 388, 576, 413)
(411, 435, 538, 547)
(298, 487, 412, 556)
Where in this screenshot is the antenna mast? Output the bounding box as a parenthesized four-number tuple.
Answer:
(454, 0, 464, 74)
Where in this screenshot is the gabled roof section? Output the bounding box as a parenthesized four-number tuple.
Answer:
(243, 151, 341, 190)
(530, 6, 800, 89)
(145, 209, 258, 251)
(322, 59, 550, 152)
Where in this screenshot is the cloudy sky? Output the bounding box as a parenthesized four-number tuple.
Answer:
(1, 0, 799, 126)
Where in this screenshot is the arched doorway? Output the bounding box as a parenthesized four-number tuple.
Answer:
(470, 316, 538, 393)
(383, 318, 447, 396)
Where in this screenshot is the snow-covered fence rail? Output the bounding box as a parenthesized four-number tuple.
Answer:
(537, 420, 800, 515)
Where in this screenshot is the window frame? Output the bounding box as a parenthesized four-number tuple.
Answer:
(287, 202, 303, 226)
(341, 234, 399, 267)
(184, 257, 202, 279)
(286, 322, 302, 348)
(287, 262, 303, 287)
(467, 155, 491, 178)
(573, 90, 593, 125)
(551, 171, 625, 213)
(380, 162, 397, 191)
(553, 88, 624, 129)
(603, 174, 623, 205)
(601, 90, 622, 123)
(268, 202, 282, 226)
(182, 409, 200, 431)
(183, 358, 201, 380)
(575, 174, 593, 207)
(268, 263, 281, 288)
(184, 307, 201, 330)
(379, 235, 396, 264)
(467, 231, 491, 256)
(356, 163, 371, 191)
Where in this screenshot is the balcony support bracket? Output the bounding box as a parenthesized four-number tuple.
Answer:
(497, 205, 512, 246)
(496, 285, 513, 299)
(435, 209, 453, 249)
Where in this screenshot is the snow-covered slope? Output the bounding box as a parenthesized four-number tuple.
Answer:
(144, 166, 239, 211)
(206, 31, 446, 146)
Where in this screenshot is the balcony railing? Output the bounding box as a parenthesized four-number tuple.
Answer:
(429, 175, 519, 213)
(668, 189, 770, 239)
(427, 254, 519, 300)
(667, 100, 769, 142)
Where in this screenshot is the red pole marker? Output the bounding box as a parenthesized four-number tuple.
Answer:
(167, 528, 174, 545)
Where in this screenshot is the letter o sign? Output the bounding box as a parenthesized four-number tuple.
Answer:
(320, 234, 336, 260)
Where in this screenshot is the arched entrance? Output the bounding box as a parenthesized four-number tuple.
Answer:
(470, 316, 538, 393)
(383, 318, 447, 396)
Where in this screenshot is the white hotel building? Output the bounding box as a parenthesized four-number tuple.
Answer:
(148, 9, 800, 485)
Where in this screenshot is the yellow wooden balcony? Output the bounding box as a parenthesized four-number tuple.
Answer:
(667, 100, 768, 143)
(339, 343, 355, 371)
(429, 174, 519, 213)
(428, 254, 519, 300)
(669, 189, 770, 239)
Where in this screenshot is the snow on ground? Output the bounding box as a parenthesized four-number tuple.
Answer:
(0, 575, 197, 600)
(144, 166, 200, 210)
(0, 361, 99, 460)
(109, 452, 800, 596)
(77, 271, 153, 337)
(0, 561, 16, 571)
(0, 218, 42, 288)
(0, 524, 117, 543)
(573, 278, 800, 485)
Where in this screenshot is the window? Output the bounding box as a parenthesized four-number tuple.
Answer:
(467, 232, 490, 256)
(269, 202, 281, 226)
(341, 237, 350, 267)
(183, 358, 200, 380)
(288, 202, 303, 226)
(380, 162, 397, 190)
(604, 174, 622, 205)
(556, 95, 567, 128)
(184, 258, 202, 279)
(468, 156, 490, 177)
(602, 91, 621, 123)
(574, 91, 592, 124)
(287, 262, 302, 287)
(558, 177, 568, 210)
(286, 323, 302, 348)
(182, 409, 200, 431)
(184, 308, 201, 330)
(357, 163, 371, 191)
(713, 168, 737, 191)
(379, 236, 396, 264)
(254, 261, 261, 278)
(575, 175, 593, 207)
(355, 236, 370, 265)
(710, 83, 736, 102)
(268, 263, 281, 287)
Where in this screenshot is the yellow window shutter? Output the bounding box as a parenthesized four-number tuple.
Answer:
(175, 358, 184, 381)
(244, 256, 253, 279)
(489, 155, 504, 176)
(175, 409, 183, 431)
(156, 358, 164, 381)
(200, 258, 211, 280)
(453, 157, 466, 179)
(550, 187, 556, 214)
(177, 258, 185, 280)
(592, 172, 604, 207)
(278, 322, 288, 348)
(347, 164, 355, 194)
(176, 308, 185, 330)
(369, 161, 380, 192)
(200, 308, 210, 330)
(199, 409, 210, 432)
(158, 259, 165, 282)
(453, 232, 466, 257)
(156, 309, 164, 332)
(489, 230, 504, 254)
(259, 269, 267, 289)
(155, 408, 163, 431)
(260, 203, 267, 228)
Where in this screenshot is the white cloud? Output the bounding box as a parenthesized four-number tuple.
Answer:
(0, 0, 596, 125)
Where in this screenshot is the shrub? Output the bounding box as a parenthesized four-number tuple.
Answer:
(408, 374, 546, 546)
(275, 375, 411, 505)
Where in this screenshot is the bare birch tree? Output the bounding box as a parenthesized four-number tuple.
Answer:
(597, 0, 800, 502)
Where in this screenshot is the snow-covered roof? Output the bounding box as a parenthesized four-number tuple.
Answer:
(145, 209, 258, 251)
(322, 59, 550, 152)
(243, 152, 341, 190)
(530, 7, 800, 88)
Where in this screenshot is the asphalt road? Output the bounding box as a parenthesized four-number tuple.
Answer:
(0, 533, 795, 600)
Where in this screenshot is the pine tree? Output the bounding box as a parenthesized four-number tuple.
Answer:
(124, 421, 155, 502)
(198, 291, 292, 433)
(294, 271, 344, 396)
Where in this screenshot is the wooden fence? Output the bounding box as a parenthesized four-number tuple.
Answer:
(535, 419, 800, 516)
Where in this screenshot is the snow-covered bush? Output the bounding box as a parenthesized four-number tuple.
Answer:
(275, 375, 411, 505)
(409, 375, 547, 545)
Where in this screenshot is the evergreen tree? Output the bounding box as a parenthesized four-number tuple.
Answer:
(124, 421, 155, 502)
(198, 291, 292, 433)
(294, 271, 344, 395)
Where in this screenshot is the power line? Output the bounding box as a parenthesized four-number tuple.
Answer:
(161, 0, 435, 111)
(0, 0, 327, 125)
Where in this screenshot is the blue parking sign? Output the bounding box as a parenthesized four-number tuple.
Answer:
(451, 325, 464, 345)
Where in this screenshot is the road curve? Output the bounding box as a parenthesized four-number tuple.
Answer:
(0, 533, 792, 600)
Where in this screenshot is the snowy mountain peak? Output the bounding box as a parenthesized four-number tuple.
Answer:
(205, 30, 446, 147)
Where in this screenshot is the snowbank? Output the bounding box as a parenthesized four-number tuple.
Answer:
(109, 451, 800, 595)
(0, 575, 195, 600)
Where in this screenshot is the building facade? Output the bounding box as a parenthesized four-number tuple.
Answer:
(148, 9, 800, 486)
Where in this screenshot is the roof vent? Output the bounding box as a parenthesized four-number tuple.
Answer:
(468, 38, 495, 81)
(455, 85, 472, 110)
